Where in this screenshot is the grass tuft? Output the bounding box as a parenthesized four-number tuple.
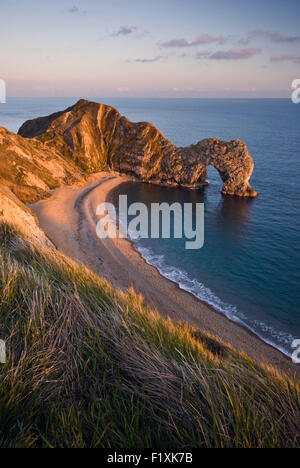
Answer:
(0, 221, 299, 448)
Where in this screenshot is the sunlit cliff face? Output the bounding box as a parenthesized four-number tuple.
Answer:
(17, 99, 258, 197)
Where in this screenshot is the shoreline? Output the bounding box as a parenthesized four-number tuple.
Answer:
(122, 233, 293, 360)
(30, 173, 300, 378)
(106, 180, 296, 362)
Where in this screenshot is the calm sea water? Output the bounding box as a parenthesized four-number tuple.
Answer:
(1, 98, 300, 356)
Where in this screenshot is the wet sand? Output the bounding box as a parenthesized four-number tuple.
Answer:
(30, 172, 299, 378)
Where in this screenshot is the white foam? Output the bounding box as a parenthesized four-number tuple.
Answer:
(134, 241, 295, 358)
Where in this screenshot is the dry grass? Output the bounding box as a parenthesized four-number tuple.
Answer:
(0, 221, 299, 448)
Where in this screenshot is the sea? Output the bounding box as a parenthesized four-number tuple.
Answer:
(1, 97, 299, 356)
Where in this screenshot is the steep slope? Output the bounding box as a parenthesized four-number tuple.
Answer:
(0, 126, 85, 203)
(0, 219, 299, 448)
(0, 183, 52, 247)
(19, 99, 258, 197)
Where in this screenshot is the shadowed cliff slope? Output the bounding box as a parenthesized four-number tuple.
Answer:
(18, 99, 258, 197)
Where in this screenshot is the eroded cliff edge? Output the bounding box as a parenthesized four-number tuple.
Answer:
(15, 99, 257, 198)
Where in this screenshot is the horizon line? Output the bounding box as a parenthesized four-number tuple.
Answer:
(3, 96, 293, 100)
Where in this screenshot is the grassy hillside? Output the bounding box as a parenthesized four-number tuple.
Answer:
(0, 221, 299, 448)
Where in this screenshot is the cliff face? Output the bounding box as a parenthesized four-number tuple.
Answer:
(16, 99, 257, 197)
(0, 183, 53, 247)
(0, 126, 84, 203)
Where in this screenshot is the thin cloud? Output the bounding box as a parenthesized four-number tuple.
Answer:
(161, 34, 227, 48)
(162, 38, 190, 48)
(134, 56, 165, 63)
(195, 51, 211, 59)
(67, 5, 87, 15)
(112, 26, 138, 37)
(249, 29, 300, 43)
(270, 54, 300, 64)
(68, 5, 79, 13)
(210, 48, 261, 60)
(238, 37, 251, 46)
(116, 87, 130, 93)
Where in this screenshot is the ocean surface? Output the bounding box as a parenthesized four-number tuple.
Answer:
(1, 97, 300, 356)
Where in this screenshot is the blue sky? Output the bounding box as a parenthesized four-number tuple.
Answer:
(1, 0, 300, 97)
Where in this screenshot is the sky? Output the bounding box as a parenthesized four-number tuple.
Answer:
(1, 0, 300, 98)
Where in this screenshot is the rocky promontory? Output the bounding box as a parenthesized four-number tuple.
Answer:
(0, 99, 257, 202)
(19, 99, 258, 197)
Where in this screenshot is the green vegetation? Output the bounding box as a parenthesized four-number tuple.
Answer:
(0, 221, 299, 448)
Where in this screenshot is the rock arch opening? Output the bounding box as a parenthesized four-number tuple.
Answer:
(206, 165, 224, 189)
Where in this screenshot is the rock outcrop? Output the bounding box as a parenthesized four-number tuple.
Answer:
(0, 126, 84, 203)
(18, 99, 258, 197)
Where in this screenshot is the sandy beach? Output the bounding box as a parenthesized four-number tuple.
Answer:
(30, 172, 299, 377)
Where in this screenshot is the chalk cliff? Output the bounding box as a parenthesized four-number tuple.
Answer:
(18, 99, 258, 197)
